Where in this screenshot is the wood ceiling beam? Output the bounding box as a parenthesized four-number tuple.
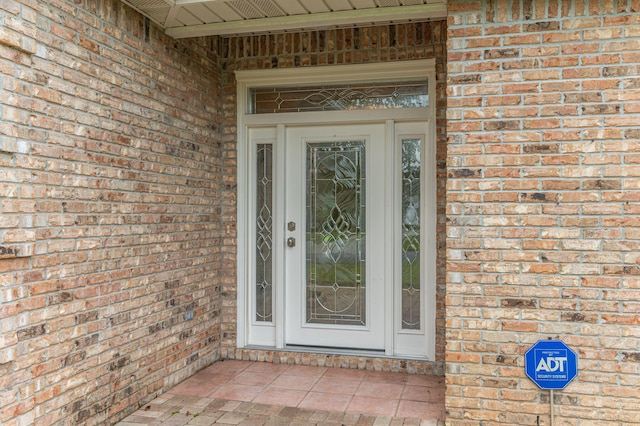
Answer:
(165, 3, 447, 38)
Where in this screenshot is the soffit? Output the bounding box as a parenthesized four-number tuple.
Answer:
(120, 0, 447, 39)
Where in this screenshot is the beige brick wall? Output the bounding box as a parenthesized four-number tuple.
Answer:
(0, 0, 224, 424)
(6, 0, 638, 424)
(219, 22, 449, 370)
(446, 0, 640, 424)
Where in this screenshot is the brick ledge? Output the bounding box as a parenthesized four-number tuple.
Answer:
(222, 347, 445, 376)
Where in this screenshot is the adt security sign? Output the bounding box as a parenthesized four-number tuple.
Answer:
(525, 340, 578, 390)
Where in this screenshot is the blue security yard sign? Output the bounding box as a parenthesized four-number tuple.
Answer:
(525, 340, 578, 390)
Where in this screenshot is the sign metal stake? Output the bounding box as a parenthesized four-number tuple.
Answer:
(550, 389, 554, 426)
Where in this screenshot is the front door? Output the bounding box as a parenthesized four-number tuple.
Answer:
(284, 124, 386, 350)
(237, 60, 437, 359)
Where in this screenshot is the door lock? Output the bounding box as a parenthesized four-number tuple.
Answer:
(287, 237, 296, 248)
(288, 221, 296, 232)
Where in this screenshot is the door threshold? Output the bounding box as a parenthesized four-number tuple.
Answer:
(242, 345, 429, 361)
(287, 344, 385, 355)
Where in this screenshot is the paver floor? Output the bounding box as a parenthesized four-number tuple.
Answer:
(118, 360, 445, 425)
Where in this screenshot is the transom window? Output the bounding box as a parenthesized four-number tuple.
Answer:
(249, 80, 428, 114)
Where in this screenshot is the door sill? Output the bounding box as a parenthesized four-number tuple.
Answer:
(242, 345, 429, 361)
(286, 344, 385, 355)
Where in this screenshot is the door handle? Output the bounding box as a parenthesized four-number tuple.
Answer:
(287, 237, 296, 248)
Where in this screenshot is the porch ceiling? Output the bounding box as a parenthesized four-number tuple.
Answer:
(120, 0, 447, 38)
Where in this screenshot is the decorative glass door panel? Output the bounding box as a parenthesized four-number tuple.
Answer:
(401, 138, 421, 330)
(256, 144, 273, 322)
(306, 141, 366, 326)
(393, 121, 434, 358)
(285, 125, 386, 350)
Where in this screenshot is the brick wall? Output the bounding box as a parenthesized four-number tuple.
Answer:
(218, 22, 449, 370)
(0, 0, 224, 424)
(446, 1, 640, 424)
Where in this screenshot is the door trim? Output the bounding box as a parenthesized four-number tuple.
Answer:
(236, 60, 437, 359)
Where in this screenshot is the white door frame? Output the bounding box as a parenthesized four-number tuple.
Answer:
(236, 59, 436, 359)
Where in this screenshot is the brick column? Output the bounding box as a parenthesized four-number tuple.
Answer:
(446, 0, 640, 424)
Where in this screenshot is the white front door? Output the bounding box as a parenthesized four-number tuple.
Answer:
(284, 124, 386, 350)
(236, 60, 437, 359)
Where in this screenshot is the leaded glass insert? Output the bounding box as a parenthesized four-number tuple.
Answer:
(256, 144, 273, 322)
(250, 80, 428, 114)
(306, 141, 366, 326)
(401, 138, 421, 330)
